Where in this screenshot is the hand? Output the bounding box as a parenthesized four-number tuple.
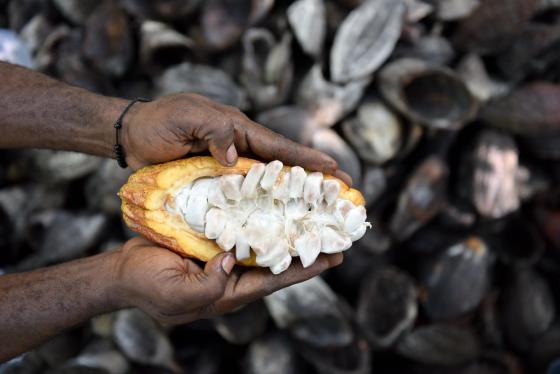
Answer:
(113, 237, 343, 325)
(122, 93, 352, 185)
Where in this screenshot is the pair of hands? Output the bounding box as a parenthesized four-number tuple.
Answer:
(112, 93, 348, 324)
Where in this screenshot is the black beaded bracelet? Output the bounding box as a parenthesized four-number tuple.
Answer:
(114, 98, 151, 168)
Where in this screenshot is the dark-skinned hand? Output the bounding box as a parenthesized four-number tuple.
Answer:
(0, 63, 349, 361)
(122, 93, 352, 185)
(115, 237, 343, 325)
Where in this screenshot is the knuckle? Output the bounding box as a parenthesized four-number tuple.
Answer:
(224, 121, 235, 136)
(208, 113, 230, 129)
(211, 121, 234, 142)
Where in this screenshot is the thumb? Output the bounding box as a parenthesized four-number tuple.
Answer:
(189, 252, 236, 308)
(206, 123, 238, 166)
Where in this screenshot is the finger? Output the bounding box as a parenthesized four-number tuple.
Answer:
(235, 118, 338, 174)
(217, 253, 344, 310)
(185, 252, 236, 309)
(333, 170, 353, 187)
(205, 122, 238, 166)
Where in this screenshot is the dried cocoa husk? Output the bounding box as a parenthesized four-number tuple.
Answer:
(264, 276, 354, 347)
(297, 65, 369, 127)
(480, 83, 560, 135)
(389, 155, 448, 241)
(433, 0, 480, 21)
(471, 130, 520, 219)
(342, 99, 402, 165)
(404, 0, 433, 22)
(457, 53, 510, 102)
(357, 267, 417, 348)
(379, 58, 477, 130)
(396, 324, 480, 366)
(421, 237, 491, 321)
(256, 106, 317, 145)
(311, 129, 362, 187)
(287, 0, 326, 58)
(52, 0, 99, 25)
(454, 0, 541, 54)
(19, 14, 53, 56)
(496, 23, 560, 82)
(200, 0, 274, 51)
(241, 29, 293, 110)
(154, 62, 249, 110)
(330, 0, 405, 83)
(139, 21, 194, 72)
(82, 1, 133, 78)
(120, 0, 202, 20)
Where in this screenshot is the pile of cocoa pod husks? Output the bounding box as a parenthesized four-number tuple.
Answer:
(2, 0, 560, 373)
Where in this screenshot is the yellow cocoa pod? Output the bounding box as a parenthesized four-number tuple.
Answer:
(119, 156, 367, 272)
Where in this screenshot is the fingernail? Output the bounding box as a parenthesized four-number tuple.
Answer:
(221, 253, 235, 274)
(226, 144, 237, 165)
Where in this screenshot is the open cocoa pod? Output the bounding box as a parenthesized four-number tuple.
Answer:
(119, 157, 368, 274)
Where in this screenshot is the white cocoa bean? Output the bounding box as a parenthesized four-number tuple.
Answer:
(295, 231, 321, 268)
(208, 181, 228, 208)
(257, 240, 289, 267)
(217, 221, 237, 251)
(171, 160, 370, 274)
(235, 229, 251, 260)
(321, 226, 352, 253)
(303, 172, 324, 206)
(241, 163, 265, 197)
(272, 172, 290, 201)
(322, 179, 340, 206)
(334, 199, 354, 223)
(184, 195, 208, 232)
(205, 208, 226, 239)
(289, 166, 307, 198)
(344, 205, 367, 234)
(219, 174, 244, 201)
(270, 253, 292, 274)
(349, 224, 367, 242)
(260, 160, 284, 190)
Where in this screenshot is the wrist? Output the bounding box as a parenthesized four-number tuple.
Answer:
(120, 99, 152, 169)
(97, 96, 128, 160)
(99, 249, 134, 311)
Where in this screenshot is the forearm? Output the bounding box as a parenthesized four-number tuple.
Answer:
(0, 251, 123, 361)
(0, 62, 127, 157)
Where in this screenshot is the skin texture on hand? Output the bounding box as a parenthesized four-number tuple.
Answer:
(0, 251, 120, 361)
(0, 61, 348, 361)
(114, 238, 343, 325)
(122, 93, 352, 185)
(0, 239, 342, 361)
(0, 61, 126, 157)
(0, 62, 351, 184)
